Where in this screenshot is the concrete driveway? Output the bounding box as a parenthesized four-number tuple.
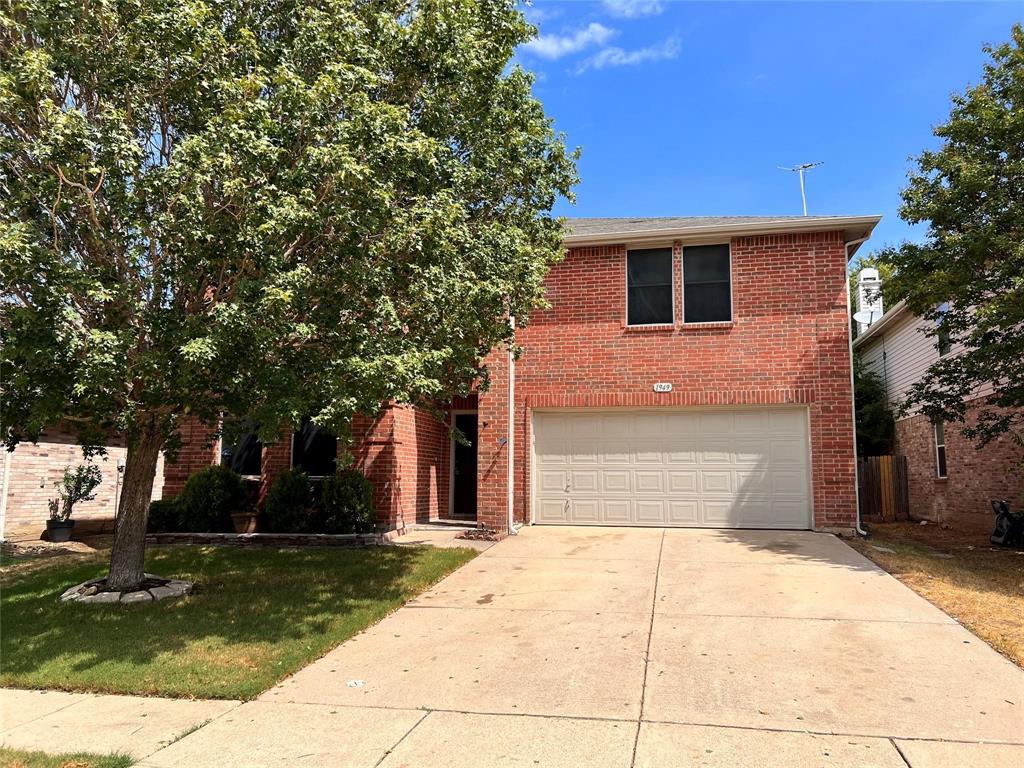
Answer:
(141, 527, 1024, 768)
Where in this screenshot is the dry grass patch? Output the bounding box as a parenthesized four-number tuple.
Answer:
(851, 522, 1024, 667)
(0, 748, 132, 768)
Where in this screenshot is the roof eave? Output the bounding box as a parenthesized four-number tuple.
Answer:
(852, 299, 909, 349)
(563, 215, 883, 249)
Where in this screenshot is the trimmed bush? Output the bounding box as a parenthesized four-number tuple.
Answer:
(263, 469, 316, 533)
(147, 498, 183, 533)
(177, 465, 248, 532)
(321, 469, 375, 534)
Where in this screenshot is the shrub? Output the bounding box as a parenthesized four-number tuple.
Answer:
(177, 465, 248, 532)
(49, 463, 103, 521)
(147, 498, 183, 533)
(321, 469, 375, 534)
(263, 469, 316, 533)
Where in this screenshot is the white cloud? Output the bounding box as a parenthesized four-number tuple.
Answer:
(601, 0, 664, 18)
(522, 22, 616, 60)
(575, 36, 680, 73)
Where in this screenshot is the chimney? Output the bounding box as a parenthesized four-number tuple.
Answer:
(856, 268, 883, 333)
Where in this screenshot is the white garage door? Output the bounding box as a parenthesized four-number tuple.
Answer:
(533, 408, 811, 529)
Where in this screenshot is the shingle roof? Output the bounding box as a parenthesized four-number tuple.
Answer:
(564, 215, 856, 238)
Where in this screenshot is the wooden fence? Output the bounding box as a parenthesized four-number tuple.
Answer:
(858, 455, 910, 522)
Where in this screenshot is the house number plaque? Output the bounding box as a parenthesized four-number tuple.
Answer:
(652, 382, 673, 393)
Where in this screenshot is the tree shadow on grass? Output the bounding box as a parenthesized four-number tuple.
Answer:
(1, 544, 474, 698)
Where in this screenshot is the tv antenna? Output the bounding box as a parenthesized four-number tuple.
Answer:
(779, 162, 823, 216)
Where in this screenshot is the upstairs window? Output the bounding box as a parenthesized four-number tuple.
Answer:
(626, 248, 674, 325)
(220, 419, 262, 477)
(683, 244, 731, 323)
(936, 302, 951, 357)
(933, 421, 948, 479)
(292, 417, 338, 477)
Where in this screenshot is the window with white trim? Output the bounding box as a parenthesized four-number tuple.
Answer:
(626, 247, 674, 325)
(933, 421, 948, 478)
(683, 244, 731, 323)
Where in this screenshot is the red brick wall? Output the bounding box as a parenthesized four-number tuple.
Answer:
(477, 231, 858, 532)
(163, 406, 449, 531)
(161, 417, 220, 498)
(1, 424, 164, 541)
(895, 404, 1024, 526)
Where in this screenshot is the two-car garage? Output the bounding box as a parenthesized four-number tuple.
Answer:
(532, 407, 812, 529)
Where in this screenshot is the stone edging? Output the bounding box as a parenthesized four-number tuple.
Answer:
(145, 531, 395, 548)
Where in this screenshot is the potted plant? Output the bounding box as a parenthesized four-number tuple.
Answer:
(46, 464, 102, 543)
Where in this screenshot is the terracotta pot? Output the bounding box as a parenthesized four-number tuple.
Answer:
(231, 512, 258, 534)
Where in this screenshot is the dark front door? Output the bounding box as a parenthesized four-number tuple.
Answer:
(452, 413, 478, 519)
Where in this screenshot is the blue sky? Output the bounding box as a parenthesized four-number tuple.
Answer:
(516, 1, 1022, 256)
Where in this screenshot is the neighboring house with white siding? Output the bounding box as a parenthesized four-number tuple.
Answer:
(854, 299, 1023, 527)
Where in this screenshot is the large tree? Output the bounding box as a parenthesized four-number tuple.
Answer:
(879, 24, 1024, 448)
(0, 0, 577, 590)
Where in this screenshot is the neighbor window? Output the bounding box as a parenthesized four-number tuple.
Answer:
(936, 302, 951, 357)
(220, 419, 262, 477)
(626, 247, 674, 325)
(933, 421, 948, 479)
(292, 417, 338, 477)
(683, 244, 731, 323)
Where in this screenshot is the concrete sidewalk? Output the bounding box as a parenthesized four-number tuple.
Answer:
(3, 527, 1023, 767)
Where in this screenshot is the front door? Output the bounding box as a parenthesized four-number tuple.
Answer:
(452, 413, 478, 520)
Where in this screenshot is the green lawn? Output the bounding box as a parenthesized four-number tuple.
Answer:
(0, 747, 132, 768)
(1, 544, 476, 700)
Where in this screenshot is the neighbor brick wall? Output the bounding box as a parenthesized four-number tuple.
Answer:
(476, 231, 858, 532)
(895, 403, 1024, 527)
(1, 424, 164, 541)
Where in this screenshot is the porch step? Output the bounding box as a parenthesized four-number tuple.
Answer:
(407, 520, 477, 532)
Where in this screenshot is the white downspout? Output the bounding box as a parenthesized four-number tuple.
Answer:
(0, 449, 11, 541)
(845, 236, 870, 538)
(507, 315, 518, 535)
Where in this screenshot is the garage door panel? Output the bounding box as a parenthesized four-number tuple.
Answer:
(602, 442, 632, 464)
(603, 470, 631, 493)
(668, 500, 700, 524)
(570, 499, 601, 522)
(699, 443, 732, 465)
(539, 471, 568, 493)
(635, 471, 665, 493)
(603, 499, 632, 523)
(537, 499, 569, 523)
(570, 470, 600, 493)
(668, 470, 698, 493)
(637, 500, 667, 524)
(701, 470, 733, 494)
(533, 408, 810, 529)
(770, 439, 805, 465)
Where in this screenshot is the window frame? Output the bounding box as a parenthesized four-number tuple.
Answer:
(624, 246, 676, 327)
(218, 418, 263, 479)
(933, 421, 948, 479)
(681, 242, 733, 325)
(290, 418, 339, 479)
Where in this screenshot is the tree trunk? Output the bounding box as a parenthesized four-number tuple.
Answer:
(106, 421, 163, 591)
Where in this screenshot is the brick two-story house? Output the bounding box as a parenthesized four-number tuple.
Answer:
(161, 215, 880, 536)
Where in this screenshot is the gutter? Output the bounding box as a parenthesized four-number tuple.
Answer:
(845, 236, 871, 538)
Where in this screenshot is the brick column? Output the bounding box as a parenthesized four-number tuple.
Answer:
(477, 346, 510, 532)
(161, 417, 220, 498)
